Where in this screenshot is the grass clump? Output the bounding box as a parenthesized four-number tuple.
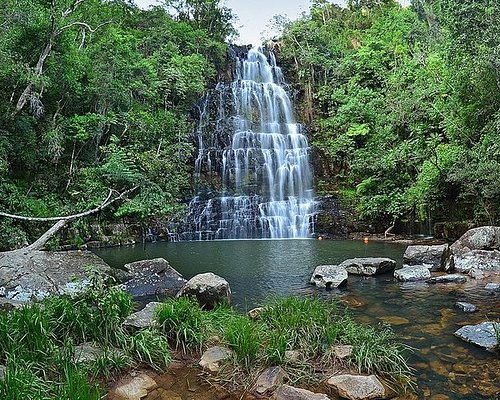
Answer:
(223, 316, 262, 368)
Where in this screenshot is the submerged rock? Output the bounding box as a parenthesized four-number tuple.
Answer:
(455, 302, 477, 313)
(273, 384, 330, 400)
(310, 265, 348, 288)
(454, 321, 499, 352)
(199, 346, 233, 372)
(403, 244, 449, 271)
(339, 257, 396, 276)
(426, 274, 467, 284)
(327, 374, 386, 400)
(123, 301, 161, 330)
(394, 266, 431, 282)
(254, 366, 288, 395)
(177, 272, 231, 309)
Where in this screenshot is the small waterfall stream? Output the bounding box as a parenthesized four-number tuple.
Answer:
(181, 47, 316, 240)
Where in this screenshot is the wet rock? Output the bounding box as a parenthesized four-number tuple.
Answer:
(0, 250, 111, 305)
(452, 250, 500, 275)
(455, 302, 477, 313)
(199, 346, 233, 372)
(113, 373, 157, 400)
(327, 374, 386, 400)
(123, 301, 161, 330)
(454, 321, 499, 351)
(403, 244, 449, 271)
(394, 266, 431, 282)
(122, 258, 186, 299)
(450, 226, 500, 256)
(339, 257, 396, 276)
(0, 364, 5, 380)
(177, 273, 231, 309)
(254, 366, 288, 395)
(273, 384, 330, 400)
(248, 307, 264, 319)
(485, 282, 500, 291)
(310, 265, 348, 288)
(334, 345, 353, 360)
(426, 274, 467, 284)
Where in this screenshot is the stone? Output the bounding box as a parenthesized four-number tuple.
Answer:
(334, 345, 353, 359)
(455, 302, 477, 313)
(284, 350, 301, 363)
(0, 286, 5, 296)
(113, 373, 157, 400)
(403, 244, 449, 271)
(74, 342, 104, 363)
(426, 274, 467, 284)
(273, 384, 330, 400)
(394, 266, 431, 282)
(310, 265, 348, 288)
(0, 250, 112, 305)
(452, 250, 500, 275)
(327, 374, 386, 400)
(339, 257, 396, 276)
(454, 321, 499, 352)
(123, 301, 162, 330)
(254, 366, 288, 395)
(123, 259, 186, 299)
(248, 307, 264, 319)
(199, 346, 233, 372)
(0, 364, 5, 380)
(485, 282, 500, 291)
(177, 273, 231, 309)
(450, 226, 500, 256)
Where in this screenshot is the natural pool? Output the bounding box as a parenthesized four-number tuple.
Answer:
(95, 239, 499, 399)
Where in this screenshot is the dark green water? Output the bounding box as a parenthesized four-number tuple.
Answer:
(95, 239, 499, 399)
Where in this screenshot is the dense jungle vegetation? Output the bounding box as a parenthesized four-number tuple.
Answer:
(0, 0, 498, 249)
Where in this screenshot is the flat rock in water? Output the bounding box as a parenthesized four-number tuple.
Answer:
(310, 265, 348, 289)
(254, 366, 288, 395)
(273, 384, 330, 400)
(124, 258, 170, 275)
(339, 258, 396, 276)
(0, 250, 111, 304)
(327, 374, 386, 400)
(123, 301, 162, 329)
(113, 373, 157, 400)
(199, 346, 232, 372)
(455, 302, 477, 313)
(426, 274, 467, 284)
(485, 282, 500, 291)
(403, 244, 448, 271)
(177, 273, 231, 309)
(454, 321, 499, 352)
(394, 266, 431, 282)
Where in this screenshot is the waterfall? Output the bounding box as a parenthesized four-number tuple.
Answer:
(180, 46, 316, 240)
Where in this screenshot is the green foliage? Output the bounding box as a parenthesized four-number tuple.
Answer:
(128, 329, 171, 371)
(223, 316, 262, 368)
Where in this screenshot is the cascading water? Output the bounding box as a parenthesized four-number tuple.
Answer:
(180, 46, 316, 240)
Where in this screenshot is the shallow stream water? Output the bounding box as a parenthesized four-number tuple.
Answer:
(95, 239, 499, 399)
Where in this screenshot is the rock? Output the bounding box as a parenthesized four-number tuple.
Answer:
(334, 345, 353, 360)
(454, 321, 499, 352)
(0, 364, 5, 380)
(0, 250, 112, 305)
(273, 384, 330, 400)
(0, 287, 5, 297)
(123, 301, 162, 330)
(248, 307, 264, 319)
(394, 266, 431, 282)
(485, 282, 500, 291)
(199, 346, 233, 372)
(403, 244, 449, 271)
(452, 250, 500, 275)
(74, 342, 104, 363)
(122, 258, 186, 298)
(254, 366, 288, 395)
(455, 302, 477, 313)
(450, 226, 500, 256)
(377, 316, 410, 325)
(426, 274, 467, 284)
(327, 374, 386, 400)
(284, 350, 301, 363)
(339, 258, 396, 276)
(310, 265, 348, 288)
(177, 273, 231, 309)
(113, 373, 157, 400)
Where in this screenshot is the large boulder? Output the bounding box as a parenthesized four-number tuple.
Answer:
(310, 265, 348, 289)
(177, 273, 231, 309)
(454, 321, 499, 352)
(0, 250, 111, 304)
(339, 258, 396, 276)
(273, 384, 330, 400)
(450, 226, 500, 256)
(452, 250, 500, 276)
(122, 258, 186, 298)
(403, 244, 448, 271)
(394, 266, 431, 282)
(327, 374, 386, 400)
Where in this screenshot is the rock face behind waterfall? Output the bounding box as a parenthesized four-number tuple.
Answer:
(179, 46, 316, 240)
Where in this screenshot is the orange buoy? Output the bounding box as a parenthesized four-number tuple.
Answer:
(363, 237, 369, 244)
